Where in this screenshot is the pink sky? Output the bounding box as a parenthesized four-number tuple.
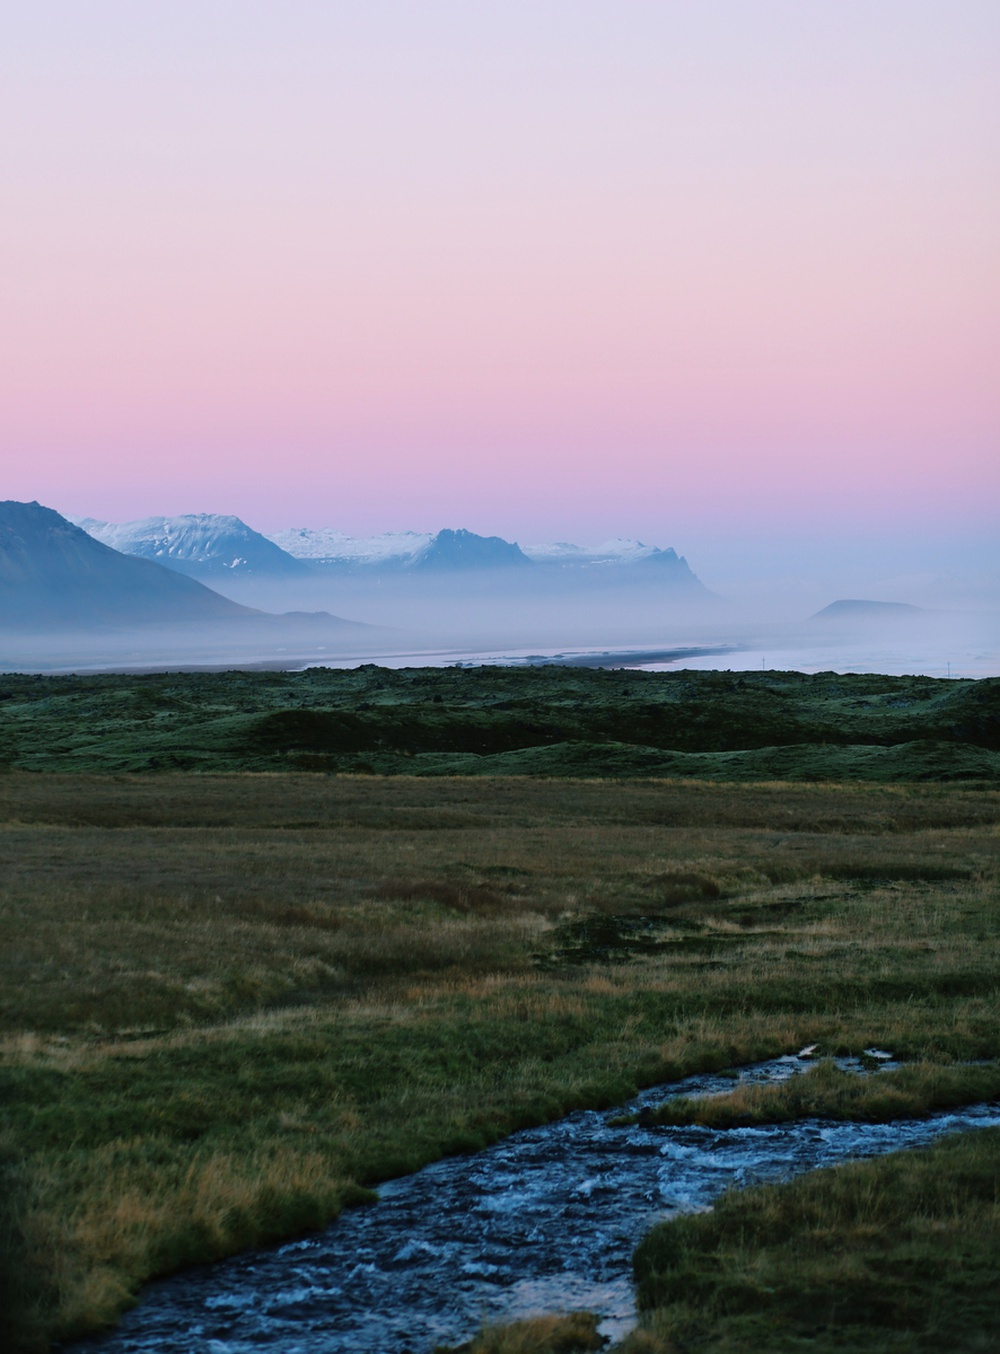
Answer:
(2, 1, 998, 546)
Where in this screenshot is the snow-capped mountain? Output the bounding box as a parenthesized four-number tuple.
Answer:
(265, 527, 532, 571)
(75, 514, 308, 579)
(72, 514, 706, 592)
(411, 529, 532, 570)
(266, 525, 705, 588)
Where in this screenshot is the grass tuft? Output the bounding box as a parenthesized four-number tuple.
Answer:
(629, 1059, 1000, 1128)
(436, 1311, 605, 1353)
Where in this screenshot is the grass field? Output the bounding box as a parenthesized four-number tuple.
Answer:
(1, 668, 998, 1351)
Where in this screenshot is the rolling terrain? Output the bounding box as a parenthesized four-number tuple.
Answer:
(1, 666, 997, 780)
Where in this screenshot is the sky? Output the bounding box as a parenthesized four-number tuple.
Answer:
(2, 1, 998, 570)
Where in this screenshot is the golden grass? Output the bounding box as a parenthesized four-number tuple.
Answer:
(628, 1058, 1000, 1128)
(438, 1311, 605, 1353)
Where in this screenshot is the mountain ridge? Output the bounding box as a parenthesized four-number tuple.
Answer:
(263, 525, 703, 586)
(73, 516, 706, 589)
(0, 503, 370, 641)
(1, 501, 264, 628)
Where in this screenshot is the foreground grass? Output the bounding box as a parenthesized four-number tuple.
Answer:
(627, 1127, 1000, 1353)
(0, 772, 997, 1350)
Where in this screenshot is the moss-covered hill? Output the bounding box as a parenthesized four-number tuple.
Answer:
(1, 665, 997, 780)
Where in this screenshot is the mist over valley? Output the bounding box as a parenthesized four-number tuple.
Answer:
(1, 500, 996, 677)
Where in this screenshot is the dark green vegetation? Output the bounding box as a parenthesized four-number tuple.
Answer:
(0, 665, 997, 780)
(0, 767, 997, 1351)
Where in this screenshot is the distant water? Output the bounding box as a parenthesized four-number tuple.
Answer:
(297, 636, 999, 678)
(17, 625, 998, 679)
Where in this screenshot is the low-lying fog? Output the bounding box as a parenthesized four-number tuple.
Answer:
(4, 527, 997, 677)
(5, 572, 997, 679)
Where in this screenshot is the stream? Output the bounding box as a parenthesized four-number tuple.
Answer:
(69, 1053, 1000, 1353)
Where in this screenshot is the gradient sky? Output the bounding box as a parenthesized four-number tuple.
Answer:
(2, 1, 998, 553)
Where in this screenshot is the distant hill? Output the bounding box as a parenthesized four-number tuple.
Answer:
(76, 513, 308, 579)
(1, 501, 262, 628)
(813, 599, 925, 622)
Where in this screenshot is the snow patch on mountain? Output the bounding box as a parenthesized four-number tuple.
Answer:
(266, 528, 435, 566)
(73, 515, 705, 590)
(523, 538, 686, 567)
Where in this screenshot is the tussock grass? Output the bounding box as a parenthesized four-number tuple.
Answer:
(437, 1311, 604, 1352)
(15, 1142, 372, 1345)
(0, 773, 997, 1350)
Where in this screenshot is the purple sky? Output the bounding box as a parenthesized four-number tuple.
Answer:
(2, 2, 998, 554)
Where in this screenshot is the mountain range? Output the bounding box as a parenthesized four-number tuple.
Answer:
(74, 514, 705, 589)
(273, 526, 533, 572)
(2, 501, 262, 628)
(3, 502, 956, 678)
(0, 502, 361, 638)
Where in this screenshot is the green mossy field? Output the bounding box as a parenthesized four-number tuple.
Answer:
(1, 666, 998, 779)
(0, 668, 998, 1351)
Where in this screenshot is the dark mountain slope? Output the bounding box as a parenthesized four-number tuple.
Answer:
(0, 501, 262, 628)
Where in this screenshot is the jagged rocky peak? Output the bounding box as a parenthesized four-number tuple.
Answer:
(409, 529, 533, 570)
